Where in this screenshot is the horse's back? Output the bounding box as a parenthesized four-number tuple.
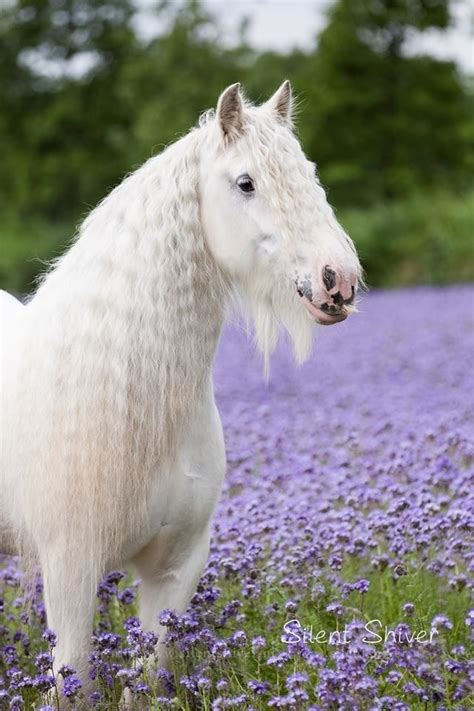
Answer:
(1, 289, 25, 332)
(1, 289, 25, 372)
(1, 288, 25, 427)
(1, 289, 26, 445)
(0, 289, 24, 309)
(0, 291, 25, 553)
(0, 289, 24, 317)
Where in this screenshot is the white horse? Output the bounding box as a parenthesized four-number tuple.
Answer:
(0, 81, 361, 701)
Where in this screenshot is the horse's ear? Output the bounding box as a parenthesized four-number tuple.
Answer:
(265, 80, 293, 127)
(216, 83, 244, 141)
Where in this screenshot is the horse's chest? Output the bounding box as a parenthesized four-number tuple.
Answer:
(149, 390, 226, 536)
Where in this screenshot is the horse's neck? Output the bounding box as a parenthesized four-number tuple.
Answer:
(30, 140, 226, 413)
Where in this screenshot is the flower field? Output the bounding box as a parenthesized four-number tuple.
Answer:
(1, 286, 473, 710)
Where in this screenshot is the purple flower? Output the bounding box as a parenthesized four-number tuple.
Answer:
(41, 629, 56, 647)
(32, 674, 55, 692)
(34, 652, 53, 673)
(229, 630, 246, 648)
(286, 671, 308, 688)
(129, 680, 150, 694)
(118, 588, 136, 605)
(62, 675, 82, 699)
(197, 676, 211, 690)
(431, 615, 453, 631)
(251, 636, 266, 650)
(2, 646, 18, 666)
(58, 664, 75, 678)
(267, 652, 291, 669)
(353, 578, 370, 594)
(248, 679, 270, 695)
(326, 601, 345, 617)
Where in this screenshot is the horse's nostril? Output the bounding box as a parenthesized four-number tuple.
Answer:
(322, 265, 336, 291)
(344, 285, 355, 305)
(331, 291, 344, 307)
(323, 285, 355, 313)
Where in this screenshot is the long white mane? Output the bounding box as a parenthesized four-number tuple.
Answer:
(6, 126, 228, 580)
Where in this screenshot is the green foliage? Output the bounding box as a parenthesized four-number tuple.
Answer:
(298, 0, 473, 206)
(339, 189, 474, 287)
(0, 216, 74, 294)
(121, 1, 241, 165)
(0, 0, 473, 291)
(0, 0, 139, 219)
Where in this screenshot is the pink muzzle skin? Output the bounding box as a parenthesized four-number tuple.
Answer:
(295, 266, 358, 326)
(302, 297, 348, 325)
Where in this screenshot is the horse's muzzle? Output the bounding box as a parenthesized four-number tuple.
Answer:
(295, 265, 358, 326)
(302, 297, 348, 325)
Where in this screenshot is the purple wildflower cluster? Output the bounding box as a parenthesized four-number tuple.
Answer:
(1, 286, 473, 709)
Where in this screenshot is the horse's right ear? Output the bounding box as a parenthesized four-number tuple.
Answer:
(216, 83, 244, 142)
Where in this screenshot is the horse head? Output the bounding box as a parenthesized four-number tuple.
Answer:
(199, 81, 363, 362)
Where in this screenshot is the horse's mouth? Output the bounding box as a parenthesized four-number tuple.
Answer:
(302, 297, 348, 326)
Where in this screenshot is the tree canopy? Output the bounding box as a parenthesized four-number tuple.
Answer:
(1, 0, 472, 291)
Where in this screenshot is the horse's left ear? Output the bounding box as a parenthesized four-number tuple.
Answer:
(264, 80, 293, 127)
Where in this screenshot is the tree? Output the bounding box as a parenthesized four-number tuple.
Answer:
(121, 0, 242, 165)
(297, 0, 472, 206)
(0, 0, 139, 219)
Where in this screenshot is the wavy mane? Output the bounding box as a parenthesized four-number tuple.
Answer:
(7, 127, 227, 584)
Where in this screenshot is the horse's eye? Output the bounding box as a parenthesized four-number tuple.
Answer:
(236, 174, 255, 193)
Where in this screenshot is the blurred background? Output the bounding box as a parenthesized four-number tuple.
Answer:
(1, 0, 473, 294)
